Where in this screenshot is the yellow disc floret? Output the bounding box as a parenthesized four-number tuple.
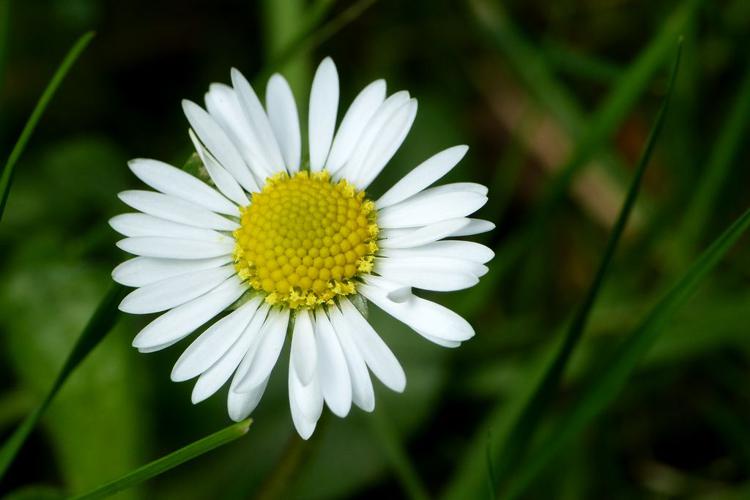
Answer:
(233, 170, 379, 309)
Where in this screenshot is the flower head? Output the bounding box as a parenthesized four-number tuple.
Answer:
(111, 57, 494, 438)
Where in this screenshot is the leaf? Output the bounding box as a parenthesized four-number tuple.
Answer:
(503, 208, 750, 499)
(488, 41, 681, 494)
(0, 31, 94, 221)
(0, 283, 126, 480)
(70, 419, 252, 500)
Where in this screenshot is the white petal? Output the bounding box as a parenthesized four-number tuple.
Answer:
(205, 84, 276, 182)
(112, 256, 231, 287)
(329, 306, 375, 412)
(189, 303, 270, 403)
(128, 158, 238, 216)
(376, 145, 469, 209)
(314, 309, 351, 417)
(420, 334, 461, 348)
(359, 277, 474, 343)
(378, 218, 470, 249)
(171, 297, 262, 382)
(230, 69, 286, 173)
(338, 298, 405, 392)
(353, 98, 418, 189)
(235, 308, 290, 392)
(449, 218, 496, 237)
(131, 276, 245, 350)
(116, 236, 234, 260)
(227, 375, 270, 421)
(266, 74, 301, 172)
(189, 129, 252, 204)
(118, 190, 238, 231)
(182, 99, 261, 193)
(119, 265, 235, 314)
(326, 79, 386, 174)
(308, 57, 339, 172)
(289, 366, 323, 439)
(109, 213, 224, 240)
(377, 188, 487, 229)
(375, 256, 486, 292)
(335, 90, 410, 182)
(380, 240, 494, 264)
(291, 309, 317, 385)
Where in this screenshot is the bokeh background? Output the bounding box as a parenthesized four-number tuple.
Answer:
(2, 0, 750, 498)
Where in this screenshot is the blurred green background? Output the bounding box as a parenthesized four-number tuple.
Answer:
(2, 0, 750, 498)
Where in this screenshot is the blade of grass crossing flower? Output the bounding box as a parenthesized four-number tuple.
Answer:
(674, 60, 750, 260)
(0, 283, 126, 480)
(71, 419, 252, 500)
(0, 31, 94, 222)
(490, 43, 681, 495)
(503, 208, 750, 499)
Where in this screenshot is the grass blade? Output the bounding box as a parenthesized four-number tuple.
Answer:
(0, 283, 126, 480)
(71, 419, 252, 500)
(490, 42, 682, 495)
(503, 209, 750, 499)
(462, 0, 698, 315)
(0, 31, 94, 222)
(257, 0, 376, 84)
(674, 59, 750, 259)
(0, 0, 9, 93)
(369, 406, 431, 500)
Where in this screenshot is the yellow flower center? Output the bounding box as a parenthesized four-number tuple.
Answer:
(233, 171, 379, 309)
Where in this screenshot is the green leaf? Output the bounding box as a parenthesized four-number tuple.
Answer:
(503, 208, 750, 499)
(488, 41, 682, 495)
(0, 283, 126, 480)
(70, 419, 253, 500)
(0, 31, 94, 222)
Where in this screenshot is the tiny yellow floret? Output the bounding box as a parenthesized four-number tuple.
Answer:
(233, 171, 378, 309)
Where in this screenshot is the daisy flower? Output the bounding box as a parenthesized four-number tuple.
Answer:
(111, 58, 494, 438)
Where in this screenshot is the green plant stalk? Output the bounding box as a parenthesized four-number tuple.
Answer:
(71, 419, 252, 500)
(675, 59, 750, 257)
(490, 43, 681, 495)
(456, 0, 697, 319)
(0, 283, 126, 481)
(503, 204, 750, 498)
(0, 31, 94, 221)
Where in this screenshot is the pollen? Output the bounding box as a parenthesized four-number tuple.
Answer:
(233, 171, 379, 309)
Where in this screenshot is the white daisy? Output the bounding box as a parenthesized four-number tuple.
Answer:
(111, 57, 494, 439)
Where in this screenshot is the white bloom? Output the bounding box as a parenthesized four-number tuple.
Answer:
(111, 58, 494, 439)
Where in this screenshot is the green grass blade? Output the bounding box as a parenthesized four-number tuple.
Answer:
(503, 206, 750, 498)
(0, 31, 94, 222)
(71, 419, 252, 500)
(257, 0, 376, 84)
(369, 406, 430, 500)
(490, 43, 682, 495)
(674, 59, 750, 258)
(463, 0, 697, 314)
(0, 0, 9, 93)
(0, 283, 126, 480)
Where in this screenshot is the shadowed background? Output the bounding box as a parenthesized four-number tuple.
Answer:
(1, 0, 750, 498)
